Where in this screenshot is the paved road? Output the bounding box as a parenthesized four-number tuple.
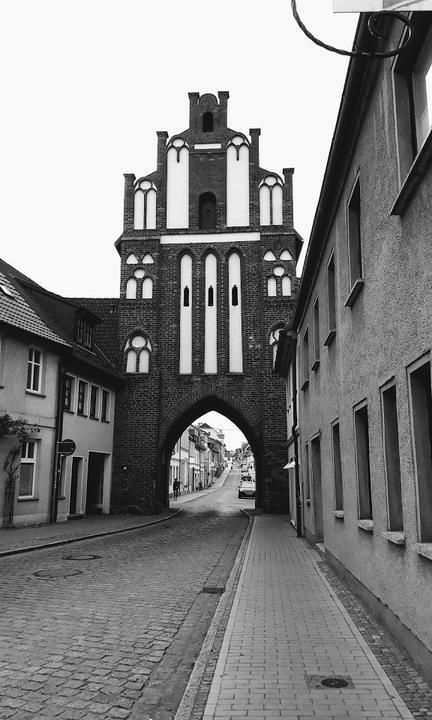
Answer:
(0, 469, 253, 720)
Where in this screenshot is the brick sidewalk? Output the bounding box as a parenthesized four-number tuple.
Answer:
(201, 516, 415, 720)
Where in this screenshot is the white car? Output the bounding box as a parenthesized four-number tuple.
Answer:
(238, 476, 256, 498)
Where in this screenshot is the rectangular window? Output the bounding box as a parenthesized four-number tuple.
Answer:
(408, 358, 432, 542)
(354, 402, 372, 520)
(332, 421, 343, 512)
(324, 252, 336, 346)
(19, 442, 37, 497)
(312, 298, 320, 368)
(64, 375, 75, 412)
(89, 385, 99, 418)
(76, 318, 93, 349)
(394, 20, 432, 181)
(26, 348, 42, 392)
(347, 178, 362, 287)
(101, 389, 110, 422)
(381, 382, 403, 532)
(77, 380, 88, 416)
(301, 328, 309, 389)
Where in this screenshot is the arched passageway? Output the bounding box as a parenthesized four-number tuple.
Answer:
(158, 396, 263, 509)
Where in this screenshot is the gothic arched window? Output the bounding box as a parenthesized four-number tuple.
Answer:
(124, 335, 152, 374)
(203, 112, 214, 132)
(199, 192, 217, 230)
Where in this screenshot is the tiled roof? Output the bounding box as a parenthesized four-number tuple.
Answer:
(69, 298, 120, 366)
(0, 258, 122, 382)
(0, 263, 70, 347)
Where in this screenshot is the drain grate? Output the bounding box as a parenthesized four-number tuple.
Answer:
(305, 674, 354, 690)
(201, 586, 225, 595)
(63, 553, 101, 561)
(33, 568, 83, 580)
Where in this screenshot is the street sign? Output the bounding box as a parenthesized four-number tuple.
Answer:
(333, 0, 432, 10)
(57, 438, 76, 456)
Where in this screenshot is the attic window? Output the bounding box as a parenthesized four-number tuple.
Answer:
(76, 318, 93, 349)
(203, 112, 214, 132)
(0, 283, 14, 298)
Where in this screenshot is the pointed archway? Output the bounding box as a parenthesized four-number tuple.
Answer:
(158, 395, 263, 509)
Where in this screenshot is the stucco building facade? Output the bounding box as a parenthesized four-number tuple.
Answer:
(277, 13, 432, 678)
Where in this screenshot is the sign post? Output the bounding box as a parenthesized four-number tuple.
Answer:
(57, 439, 76, 456)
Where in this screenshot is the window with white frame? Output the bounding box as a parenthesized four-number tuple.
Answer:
(26, 348, 42, 392)
(101, 389, 110, 422)
(89, 385, 99, 419)
(77, 380, 88, 415)
(125, 335, 152, 373)
(64, 374, 75, 412)
(19, 441, 37, 497)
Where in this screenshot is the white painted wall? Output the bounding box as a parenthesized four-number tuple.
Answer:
(179, 254, 192, 374)
(204, 253, 217, 374)
(146, 188, 157, 229)
(133, 190, 145, 230)
(260, 185, 271, 225)
(227, 140, 249, 227)
(228, 252, 243, 373)
(167, 143, 189, 229)
(272, 183, 283, 224)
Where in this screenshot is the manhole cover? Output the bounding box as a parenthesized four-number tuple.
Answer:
(321, 677, 349, 689)
(305, 673, 353, 689)
(63, 553, 101, 561)
(33, 568, 83, 579)
(202, 586, 225, 595)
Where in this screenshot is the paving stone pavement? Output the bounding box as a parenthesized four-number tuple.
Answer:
(0, 485, 249, 720)
(199, 516, 423, 720)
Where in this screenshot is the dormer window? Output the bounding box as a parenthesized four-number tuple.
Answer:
(203, 112, 214, 132)
(76, 318, 93, 349)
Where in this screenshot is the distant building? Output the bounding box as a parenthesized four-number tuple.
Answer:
(277, 13, 432, 679)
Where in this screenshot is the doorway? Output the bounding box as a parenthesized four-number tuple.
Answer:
(86, 453, 106, 514)
(69, 456, 83, 515)
(311, 435, 323, 543)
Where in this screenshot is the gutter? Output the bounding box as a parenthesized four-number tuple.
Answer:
(49, 361, 65, 523)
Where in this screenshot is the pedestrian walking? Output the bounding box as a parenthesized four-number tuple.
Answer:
(173, 478, 180, 499)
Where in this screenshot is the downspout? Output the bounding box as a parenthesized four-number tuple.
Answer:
(291, 336, 302, 538)
(49, 361, 65, 523)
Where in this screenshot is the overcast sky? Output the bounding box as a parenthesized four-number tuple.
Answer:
(1, 1, 357, 298)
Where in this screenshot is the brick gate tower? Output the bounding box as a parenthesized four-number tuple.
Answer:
(112, 91, 302, 514)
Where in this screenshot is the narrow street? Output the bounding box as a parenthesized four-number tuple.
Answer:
(0, 469, 252, 720)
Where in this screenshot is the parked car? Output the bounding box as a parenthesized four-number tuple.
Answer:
(238, 476, 256, 499)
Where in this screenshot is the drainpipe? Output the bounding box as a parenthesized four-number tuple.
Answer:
(50, 362, 65, 523)
(289, 332, 302, 538)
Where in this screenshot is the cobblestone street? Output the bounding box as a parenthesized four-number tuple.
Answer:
(0, 473, 250, 720)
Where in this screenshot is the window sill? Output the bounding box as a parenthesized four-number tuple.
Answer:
(382, 531, 405, 546)
(344, 278, 365, 308)
(311, 359, 320, 372)
(101, 418, 110, 424)
(89, 416, 99, 422)
(357, 519, 374, 533)
(391, 131, 432, 216)
(332, 510, 344, 520)
(77, 412, 88, 418)
(64, 408, 74, 414)
(413, 543, 432, 561)
(17, 496, 39, 502)
(324, 329, 336, 347)
(301, 379, 309, 391)
(25, 390, 45, 398)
